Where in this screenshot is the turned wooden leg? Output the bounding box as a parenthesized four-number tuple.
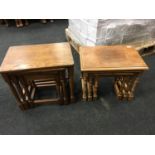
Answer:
(56, 78, 64, 105)
(121, 77, 128, 100)
(114, 76, 126, 100)
(87, 77, 93, 101)
(121, 75, 139, 100)
(128, 76, 139, 100)
(81, 77, 84, 99)
(81, 76, 87, 101)
(68, 67, 74, 103)
(93, 77, 99, 100)
(61, 79, 68, 104)
(114, 82, 122, 100)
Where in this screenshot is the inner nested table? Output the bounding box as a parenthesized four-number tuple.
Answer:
(80, 45, 149, 101)
(0, 42, 74, 110)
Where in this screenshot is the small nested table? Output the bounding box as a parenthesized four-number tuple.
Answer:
(80, 45, 149, 101)
(0, 42, 74, 110)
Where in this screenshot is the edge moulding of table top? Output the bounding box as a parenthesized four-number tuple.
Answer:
(0, 42, 75, 110)
(80, 45, 149, 101)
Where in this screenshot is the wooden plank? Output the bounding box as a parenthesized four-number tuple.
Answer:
(34, 98, 61, 104)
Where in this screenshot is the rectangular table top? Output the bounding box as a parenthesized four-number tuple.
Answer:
(0, 42, 74, 73)
(80, 45, 149, 72)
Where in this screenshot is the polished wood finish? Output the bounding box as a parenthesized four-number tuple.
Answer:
(80, 45, 149, 101)
(80, 45, 148, 71)
(0, 43, 74, 72)
(0, 43, 75, 110)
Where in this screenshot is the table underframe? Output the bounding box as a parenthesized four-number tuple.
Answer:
(81, 70, 143, 101)
(1, 66, 74, 110)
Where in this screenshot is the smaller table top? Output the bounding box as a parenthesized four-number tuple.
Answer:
(80, 45, 149, 72)
(0, 42, 74, 73)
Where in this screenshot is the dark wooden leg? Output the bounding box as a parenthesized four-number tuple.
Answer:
(68, 67, 75, 103)
(56, 81, 63, 104)
(93, 77, 99, 100)
(13, 77, 30, 109)
(57, 75, 65, 105)
(87, 76, 93, 101)
(61, 79, 68, 104)
(20, 77, 33, 108)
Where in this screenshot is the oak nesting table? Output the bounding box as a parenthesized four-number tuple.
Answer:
(80, 45, 149, 101)
(0, 42, 74, 110)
